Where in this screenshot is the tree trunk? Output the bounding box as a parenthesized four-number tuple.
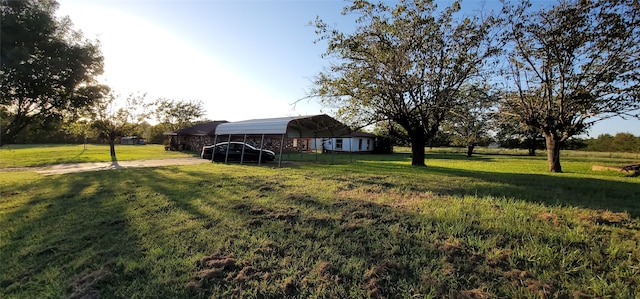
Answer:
(544, 134, 562, 172)
(109, 138, 117, 162)
(525, 137, 536, 156)
(410, 134, 426, 166)
(528, 147, 536, 156)
(466, 145, 474, 157)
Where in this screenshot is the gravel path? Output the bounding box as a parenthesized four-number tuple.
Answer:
(1, 158, 210, 176)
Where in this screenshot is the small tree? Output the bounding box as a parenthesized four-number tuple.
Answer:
(88, 92, 149, 162)
(494, 112, 542, 156)
(63, 118, 90, 148)
(442, 84, 495, 157)
(500, 0, 640, 172)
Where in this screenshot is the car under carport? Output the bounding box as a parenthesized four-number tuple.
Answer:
(211, 114, 352, 166)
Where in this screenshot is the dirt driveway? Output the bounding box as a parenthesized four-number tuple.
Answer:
(28, 158, 210, 175)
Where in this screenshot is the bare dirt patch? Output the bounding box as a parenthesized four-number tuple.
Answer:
(578, 209, 630, 225)
(32, 158, 209, 175)
(188, 254, 239, 292)
(67, 268, 112, 299)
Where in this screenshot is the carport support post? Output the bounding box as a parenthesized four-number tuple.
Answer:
(240, 134, 247, 165)
(350, 139, 353, 163)
(331, 139, 335, 163)
(278, 134, 285, 168)
(315, 134, 318, 161)
(299, 134, 303, 161)
(258, 134, 265, 165)
(225, 134, 231, 163)
(211, 135, 218, 162)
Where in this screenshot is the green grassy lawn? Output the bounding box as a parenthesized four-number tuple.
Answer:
(1, 146, 639, 298)
(0, 144, 197, 167)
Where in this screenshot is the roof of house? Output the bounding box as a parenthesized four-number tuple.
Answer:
(350, 131, 376, 138)
(215, 114, 351, 138)
(172, 121, 228, 136)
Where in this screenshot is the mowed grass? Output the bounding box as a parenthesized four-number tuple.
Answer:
(0, 144, 196, 168)
(1, 146, 639, 298)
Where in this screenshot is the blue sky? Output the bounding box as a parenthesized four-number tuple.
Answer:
(56, 0, 639, 137)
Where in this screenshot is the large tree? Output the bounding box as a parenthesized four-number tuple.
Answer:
(500, 0, 640, 172)
(0, 0, 106, 145)
(313, 0, 499, 166)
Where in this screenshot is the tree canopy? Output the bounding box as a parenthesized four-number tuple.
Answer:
(313, 0, 500, 166)
(153, 98, 206, 132)
(499, 0, 640, 172)
(0, 0, 106, 145)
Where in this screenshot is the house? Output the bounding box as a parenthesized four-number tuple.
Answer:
(214, 114, 351, 151)
(120, 136, 145, 145)
(313, 131, 376, 153)
(209, 114, 351, 166)
(164, 121, 228, 151)
(168, 115, 353, 166)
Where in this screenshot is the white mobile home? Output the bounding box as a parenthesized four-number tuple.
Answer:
(313, 131, 376, 153)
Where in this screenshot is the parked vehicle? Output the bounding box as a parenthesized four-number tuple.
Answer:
(201, 142, 276, 162)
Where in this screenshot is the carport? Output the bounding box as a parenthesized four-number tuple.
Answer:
(213, 114, 351, 166)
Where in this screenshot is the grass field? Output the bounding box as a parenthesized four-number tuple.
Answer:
(0, 144, 196, 168)
(1, 145, 639, 298)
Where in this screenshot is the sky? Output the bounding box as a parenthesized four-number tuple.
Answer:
(55, 0, 639, 137)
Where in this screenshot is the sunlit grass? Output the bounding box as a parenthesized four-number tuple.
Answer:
(1, 150, 639, 298)
(0, 144, 196, 167)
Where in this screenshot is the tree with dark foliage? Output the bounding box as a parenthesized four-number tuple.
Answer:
(0, 0, 106, 145)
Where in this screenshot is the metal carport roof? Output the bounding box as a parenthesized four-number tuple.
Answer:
(215, 114, 351, 138)
(176, 121, 228, 136)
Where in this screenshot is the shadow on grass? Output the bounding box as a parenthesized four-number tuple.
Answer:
(426, 153, 494, 161)
(3, 168, 438, 298)
(424, 165, 640, 217)
(0, 172, 141, 298)
(310, 153, 640, 217)
(2, 163, 640, 298)
(0, 144, 83, 149)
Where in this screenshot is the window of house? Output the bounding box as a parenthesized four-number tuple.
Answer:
(358, 139, 363, 151)
(336, 138, 343, 150)
(293, 138, 298, 147)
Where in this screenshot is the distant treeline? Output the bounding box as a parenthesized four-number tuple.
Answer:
(498, 133, 640, 153)
(423, 132, 640, 153)
(568, 133, 640, 153)
(4, 118, 173, 146)
(5, 119, 639, 154)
